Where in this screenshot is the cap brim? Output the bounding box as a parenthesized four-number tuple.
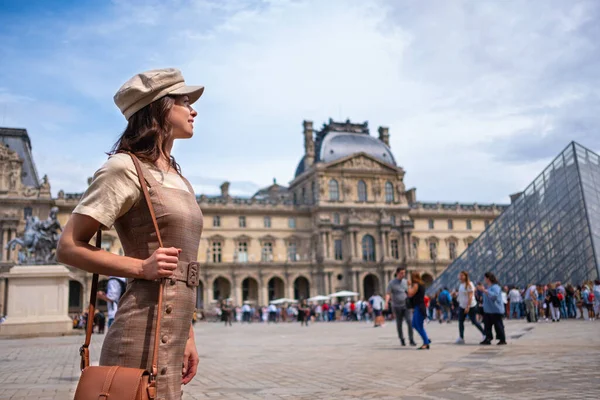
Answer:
(169, 85, 205, 105)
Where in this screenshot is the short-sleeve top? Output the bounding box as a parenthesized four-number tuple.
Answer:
(73, 153, 191, 229)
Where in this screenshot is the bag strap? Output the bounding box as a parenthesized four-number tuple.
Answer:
(79, 153, 166, 381)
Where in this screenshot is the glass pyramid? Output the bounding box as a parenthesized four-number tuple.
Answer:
(429, 142, 600, 292)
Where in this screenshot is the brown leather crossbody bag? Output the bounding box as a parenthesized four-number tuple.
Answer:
(74, 154, 165, 400)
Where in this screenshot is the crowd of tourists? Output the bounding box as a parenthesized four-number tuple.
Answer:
(428, 279, 600, 324)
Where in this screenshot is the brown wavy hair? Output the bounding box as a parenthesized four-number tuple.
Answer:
(460, 270, 470, 286)
(411, 271, 423, 285)
(109, 95, 181, 174)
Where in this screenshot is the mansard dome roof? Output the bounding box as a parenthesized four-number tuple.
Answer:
(294, 119, 396, 178)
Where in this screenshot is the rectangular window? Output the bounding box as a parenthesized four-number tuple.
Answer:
(334, 239, 343, 260)
(239, 216, 246, 228)
(261, 242, 273, 262)
(391, 215, 396, 226)
(428, 219, 435, 230)
(213, 216, 221, 227)
(466, 219, 472, 230)
(264, 216, 271, 228)
(237, 242, 248, 263)
(447, 219, 453, 230)
(287, 242, 297, 261)
(212, 241, 222, 263)
(24, 207, 33, 219)
(333, 213, 340, 225)
(288, 217, 296, 228)
(391, 239, 399, 259)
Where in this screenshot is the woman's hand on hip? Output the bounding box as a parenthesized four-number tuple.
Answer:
(141, 247, 181, 280)
(182, 337, 199, 385)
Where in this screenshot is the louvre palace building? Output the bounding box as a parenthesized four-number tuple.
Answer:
(0, 121, 507, 314)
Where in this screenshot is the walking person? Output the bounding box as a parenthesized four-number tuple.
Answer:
(56, 68, 204, 399)
(385, 267, 416, 346)
(455, 271, 485, 344)
(96, 276, 126, 328)
(298, 299, 310, 327)
(221, 300, 233, 326)
(524, 283, 538, 323)
(369, 293, 385, 327)
(546, 283, 561, 322)
(508, 286, 522, 319)
(407, 271, 430, 350)
(478, 272, 507, 345)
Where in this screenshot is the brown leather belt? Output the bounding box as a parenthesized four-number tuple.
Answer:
(170, 260, 200, 287)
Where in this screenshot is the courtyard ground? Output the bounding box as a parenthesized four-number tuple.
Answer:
(0, 318, 599, 399)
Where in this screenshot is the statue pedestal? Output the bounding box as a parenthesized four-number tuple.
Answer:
(0, 265, 73, 337)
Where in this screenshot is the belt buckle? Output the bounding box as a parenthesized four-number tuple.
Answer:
(187, 262, 200, 287)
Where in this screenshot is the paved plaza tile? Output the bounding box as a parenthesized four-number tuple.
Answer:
(0, 319, 599, 399)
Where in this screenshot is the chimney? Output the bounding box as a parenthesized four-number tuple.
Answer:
(510, 192, 523, 204)
(220, 181, 230, 197)
(378, 126, 390, 147)
(303, 120, 315, 170)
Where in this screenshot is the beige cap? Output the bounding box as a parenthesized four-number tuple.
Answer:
(114, 68, 204, 120)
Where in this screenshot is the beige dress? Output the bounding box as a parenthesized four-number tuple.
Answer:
(73, 153, 203, 400)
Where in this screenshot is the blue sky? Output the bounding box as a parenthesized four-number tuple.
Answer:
(1, 0, 599, 202)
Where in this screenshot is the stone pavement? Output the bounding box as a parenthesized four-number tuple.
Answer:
(0, 319, 599, 399)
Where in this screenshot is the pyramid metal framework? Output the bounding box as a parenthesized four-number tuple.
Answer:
(429, 142, 600, 292)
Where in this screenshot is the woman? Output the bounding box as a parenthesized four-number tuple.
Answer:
(56, 68, 204, 399)
(298, 299, 309, 327)
(221, 300, 233, 327)
(455, 271, 485, 344)
(407, 271, 430, 350)
(546, 283, 561, 322)
(477, 272, 506, 345)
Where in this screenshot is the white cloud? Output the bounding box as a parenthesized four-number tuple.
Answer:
(2, 0, 599, 202)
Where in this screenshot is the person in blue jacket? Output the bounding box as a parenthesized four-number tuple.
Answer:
(477, 272, 507, 345)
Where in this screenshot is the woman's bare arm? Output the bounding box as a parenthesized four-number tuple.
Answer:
(407, 283, 418, 297)
(56, 213, 178, 280)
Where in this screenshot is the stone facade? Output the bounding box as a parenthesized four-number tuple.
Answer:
(0, 122, 507, 315)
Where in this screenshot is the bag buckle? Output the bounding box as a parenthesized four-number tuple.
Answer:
(187, 262, 200, 287)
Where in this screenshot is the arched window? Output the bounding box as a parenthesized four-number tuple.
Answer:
(362, 234, 376, 261)
(449, 242, 457, 260)
(385, 181, 394, 203)
(357, 180, 367, 202)
(329, 179, 339, 201)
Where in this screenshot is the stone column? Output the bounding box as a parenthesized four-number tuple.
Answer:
(328, 272, 333, 294)
(403, 233, 410, 261)
(261, 280, 268, 305)
(357, 271, 364, 299)
(385, 232, 390, 258)
(1, 228, 8, 261)
(326, 232, 331, 259)
(233, 274, 241, 305)
(0, 278, 6, 316)
(288, 276, 295, 300)
(353, 231, 358, 258)
(7, 229, 14, 261)
(207, 278, 214, 304)
(379, 231, 385, 261)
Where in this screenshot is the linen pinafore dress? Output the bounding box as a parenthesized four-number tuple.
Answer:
(99, 159, 203, 400)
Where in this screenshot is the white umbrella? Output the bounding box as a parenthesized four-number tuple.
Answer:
(269, 298, 297, 305)
(307, 295, 330, 302)
(328, 290, 359, 298)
